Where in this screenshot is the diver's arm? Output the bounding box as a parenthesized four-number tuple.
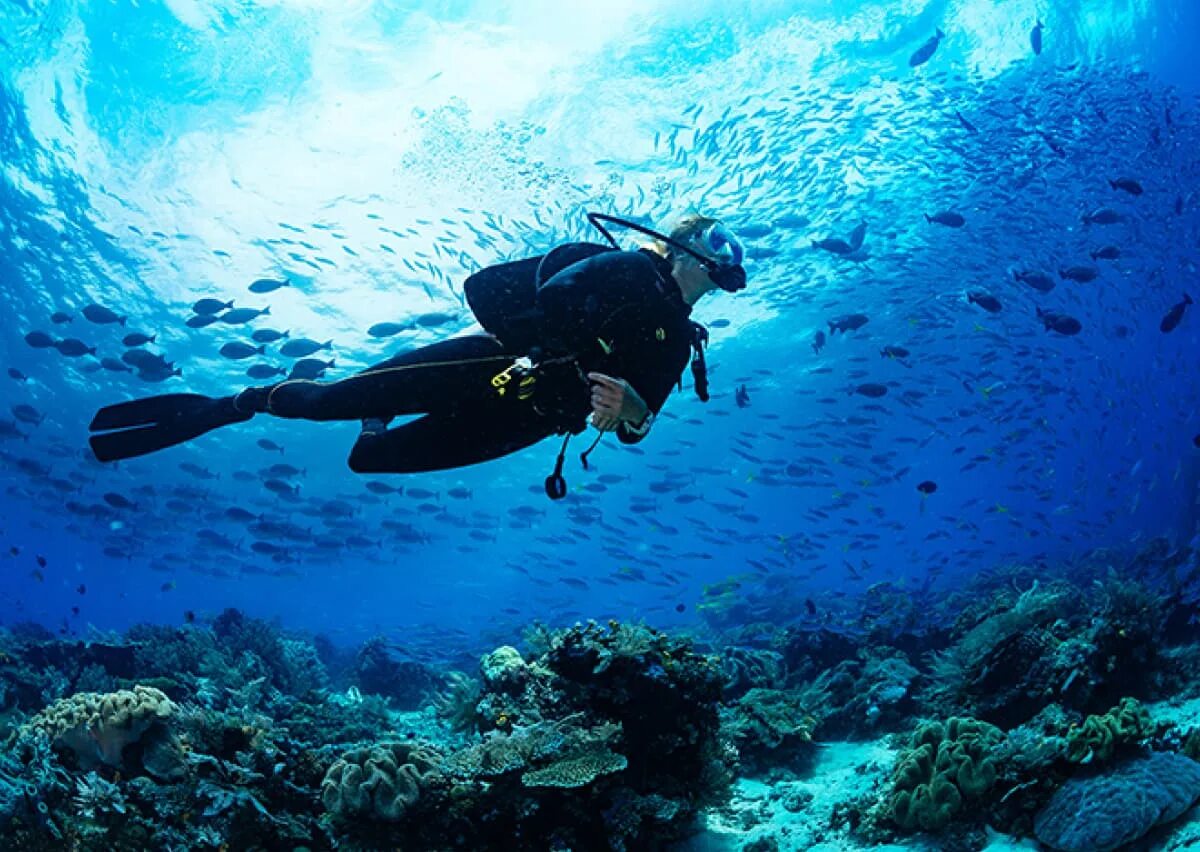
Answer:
(613, 369, 676, 445)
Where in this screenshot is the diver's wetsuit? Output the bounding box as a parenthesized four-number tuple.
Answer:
(263, 244, 698, 473)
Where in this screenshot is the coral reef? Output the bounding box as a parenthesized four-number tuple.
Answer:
(24, 685, 179, 776)
(721, 688, 816, 777)
(1065, 697, 1153, 765)
(321, 741, 442, 821)
(1034, 752, 1200, 851)
(887, 717, 1003, 832)
(354, 637, 446, 710)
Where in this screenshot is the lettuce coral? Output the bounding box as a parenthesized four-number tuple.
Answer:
(24, 685, 175, 771)
(321, 741, 442, 821)
(888, 717, 1003, 832)
(1065, 697, 1151, 765)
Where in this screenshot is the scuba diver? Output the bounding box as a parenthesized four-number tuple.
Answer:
(88, 212, 747, 498)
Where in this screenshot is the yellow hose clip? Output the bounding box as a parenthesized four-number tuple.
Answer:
(491, 357, 534, 398)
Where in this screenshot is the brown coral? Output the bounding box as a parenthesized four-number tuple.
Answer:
(321, 741, 441, 822)
(25, 685, 175, 770)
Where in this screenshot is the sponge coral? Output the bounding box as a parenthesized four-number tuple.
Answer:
(25, 685, 175, 770)
(889, 717, 1003, 832)
(321, 741, 441, 822)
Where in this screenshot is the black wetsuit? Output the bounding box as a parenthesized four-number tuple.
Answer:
(264, 244, 698, 473)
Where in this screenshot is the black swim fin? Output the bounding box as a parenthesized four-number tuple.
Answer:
(88, 393, 253, 462)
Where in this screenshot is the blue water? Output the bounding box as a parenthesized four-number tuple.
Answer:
(1, 0, 1198, 654)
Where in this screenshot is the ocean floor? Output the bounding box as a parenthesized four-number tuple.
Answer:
(686, 739, 1042, 852)
(687, 699, 1200, 852)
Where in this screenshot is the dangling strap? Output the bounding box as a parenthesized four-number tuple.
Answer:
(544, 434, 571, 500)
(690, 321, 711, 402)
(579, 430, 604, 470)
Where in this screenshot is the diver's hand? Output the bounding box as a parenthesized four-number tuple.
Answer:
(587, 372, 648, 432)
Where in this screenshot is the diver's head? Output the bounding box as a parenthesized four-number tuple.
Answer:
(652, 215, 746, 305)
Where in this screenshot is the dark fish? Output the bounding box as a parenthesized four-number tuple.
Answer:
(184, 610, 196, 623)
(219, 307, 270, 325)
(1082, 207, 1122, 225)
(675, 603, 685, 613)
(279, 338, 332, 358)
(368, 322, 409, 338)
(193, 298, 233, 315)
(264, 463, 304, 478)
(917, 480, 937, 494)
(82, 304, 127, 326)
(1194, 435, 1200, 449)
(50, 312, 72, 324)
(53, 338, 97, 357)
(880, 345, 910, 359)
(954, 110, 978, 133)
(11, 404, 44, 425)
(1030, 19, 1044, 55)
(122, 332, 157, 346)
(100, 357, 133, 372)
(37, 555, 46, 568)
(365, 481, 400, 495)
(103, 491, 137, 510)
(828, 314, 869, 333)
(0, 419, 28, 440)
(415, 312, 457, 328)
(24, 331, 56, 349)
(447, 487, 472, 499)
(257, 439, 285, 454)
(1160, 294, 1193, 334)
(908, 28, 945, 67)
(252, 328, 290, 343)
(1013, 270, 1056, 293)
(7, 368, 27, 382)
(186, 314, 220, 329)
(925, 211, 965, 228)
(812, 237, 854, 255)
(1109, 177, 1143, 196)
(709, 318, 731, 329)
(218, 342, 265, 360)
(1036, 308, 1082, 336)
(121, 349, 169, 370)
(967, 291, 1002, 313)
(246, 364, 287, 380)
(848, 220, 868, 251)
(1059, 265, 1099, 283)
(289, 358, 334, 380)
(812, 330, 826, 354)
(264, 479, 299, 496)
(249, 278, 289, 294)
(1090, 246, 1121, 261)
(735, 384, 750, 408)
(853, 383, 888, 398)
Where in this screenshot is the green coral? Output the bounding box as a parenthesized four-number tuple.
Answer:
(1065, 697, 1151, 764)
(889, 717, 1003, 832)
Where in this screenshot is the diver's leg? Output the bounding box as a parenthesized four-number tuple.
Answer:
(247, 334, 514, 422)
(346, 401, 553, 474)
